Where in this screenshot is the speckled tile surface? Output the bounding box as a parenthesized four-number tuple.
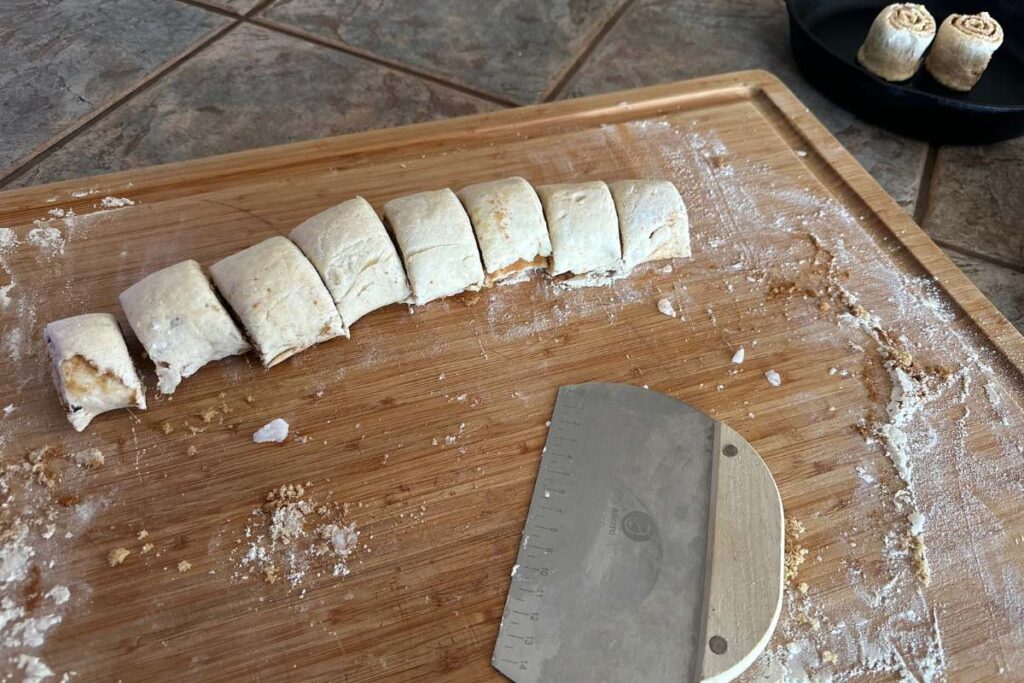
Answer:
(0, 0, 227, 174)
(924, 137, 1024, 270)
(562, 0, 929, 213)
(946, 250, 1024, 333)
(10, 23, 497, 188)
(197, 0, 264, 14)
(259, 0, 623, 104)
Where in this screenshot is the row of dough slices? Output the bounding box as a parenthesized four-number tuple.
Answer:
(44, 177, 690, 432)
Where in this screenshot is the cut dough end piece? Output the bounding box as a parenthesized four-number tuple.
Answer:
(536, 181, 622, 278)
(457, 176, 551, 285)
(290, 196, 411, 331)
(44, 313, 146, 431)
(210, 236, 344, 368)
(383, 188, 484, 305)
(119, 259, 250, 394)
(608, 179, 690, 273)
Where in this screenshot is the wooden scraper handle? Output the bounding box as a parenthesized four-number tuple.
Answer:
(698, 422, 784, 683)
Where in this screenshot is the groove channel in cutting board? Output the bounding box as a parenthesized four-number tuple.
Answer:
(0, 71, 1022, 681)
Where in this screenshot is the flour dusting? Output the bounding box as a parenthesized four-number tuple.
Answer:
(620, 122, 1024, 679)
(233, 484, 361, 588)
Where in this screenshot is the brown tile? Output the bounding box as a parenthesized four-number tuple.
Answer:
(562, 0, 928, 212)
(945, 250, 1024, 334)
(924, 137, 1024, 270)
(9, 23, 498, 188)
(0, 0, 227, 174)
(259, 0, 623, 104)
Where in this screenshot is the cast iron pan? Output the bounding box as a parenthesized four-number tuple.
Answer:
(787, 0, 1024, 143)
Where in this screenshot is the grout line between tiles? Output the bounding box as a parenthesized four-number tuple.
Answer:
(936, 239, 1024, 276)
(0, 19, 245, 189)
(174, 0, 241, 19)
(912, 143, 938, 226)
(541, 0, 637, 103)
(248, 16, 521, 108)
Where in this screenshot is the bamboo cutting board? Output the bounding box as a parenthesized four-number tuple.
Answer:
(1, 71, 1023, 681)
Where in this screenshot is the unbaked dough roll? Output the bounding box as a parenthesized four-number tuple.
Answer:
(536, 181, 621, 278)
(383, 189, 485, 304)
(44, 313, 146, 431)
(608, 180, 690, 272)
(925, 12, 1003, 92)
(457, 177, 551, 284)
(290, 197, 411, 332)
(209, 236, 343, 367)
(119, 260, 250, 394)
(857, 4, 936, 82)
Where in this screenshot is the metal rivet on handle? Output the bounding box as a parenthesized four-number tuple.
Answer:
(722, 444, 738, 458)
(709, 635, 728, 654)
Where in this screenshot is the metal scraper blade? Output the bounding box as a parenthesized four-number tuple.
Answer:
(492, 383, 718, 683)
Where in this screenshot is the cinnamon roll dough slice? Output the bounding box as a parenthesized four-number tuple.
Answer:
(536, 181, 622, 278)
(209, 236, 343, 367)
(925, 12, 1004, 92)
(457, 177, 551, 284)
(44, 313, 146, 431)
(383, 189, 485, 304)
(290, 197, 411, 332)
(120, 260, 250, 394)
(608, 180, 690, 272)
(857, 4, 936, 82)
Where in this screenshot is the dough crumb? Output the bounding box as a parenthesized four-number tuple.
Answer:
(797, 581, 809, 594)
(902, 532, 931, 586)
(137, 529, 149, 540)
(731, 347, 745, 364)
(141, 543, 154, 554)
(822, 650, 838, 665)
(108, 548, 130, 566)
(69, 446, 104, 468)
(784, 518, 808, 583)
(161, 421, 174, 435)
(765, 369, 782, 387)
(186, 445, 198, 457)
(47, 585, 70, 605)
(177, 560, 192, 573)
(100, 195, 135, 208)
(253, 418, 289, 443)
(908, 511, 926, 536)
(656, 298, 677, 318)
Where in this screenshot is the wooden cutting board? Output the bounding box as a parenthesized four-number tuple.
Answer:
(1, 70, 1022, 681)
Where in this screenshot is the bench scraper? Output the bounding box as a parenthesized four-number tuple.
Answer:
(492, 383, 783, 683)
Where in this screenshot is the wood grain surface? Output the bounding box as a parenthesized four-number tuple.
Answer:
(1, 71, 1022, 681)
(700, 423, 783, 683)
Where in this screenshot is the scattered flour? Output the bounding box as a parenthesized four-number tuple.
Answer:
(234, 484, 360, 588)
(0, 227, 16, 310)
(27, 225, 64, 257)
(1, 441, 99, 679)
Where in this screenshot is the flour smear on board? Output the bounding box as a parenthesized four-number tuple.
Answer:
(616, 120, 1024, 680)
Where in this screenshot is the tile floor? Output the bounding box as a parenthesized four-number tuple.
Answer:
(2, 0, 1021, 331)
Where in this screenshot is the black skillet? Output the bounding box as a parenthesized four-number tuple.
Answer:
(786, 0, 1024, 144)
